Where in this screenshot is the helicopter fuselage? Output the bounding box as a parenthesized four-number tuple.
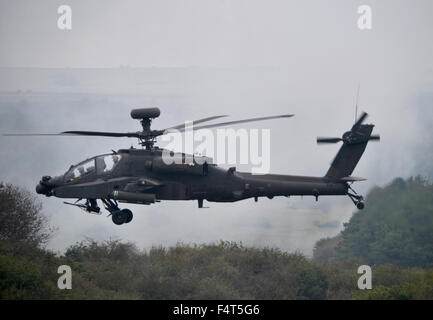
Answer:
(37, 147, 348, 207)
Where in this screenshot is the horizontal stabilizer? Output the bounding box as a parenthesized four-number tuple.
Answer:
(340, 176, 367, 182)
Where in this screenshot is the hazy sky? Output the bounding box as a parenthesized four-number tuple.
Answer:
(0, 0, 432, 254)
(0, 0, 432, 69)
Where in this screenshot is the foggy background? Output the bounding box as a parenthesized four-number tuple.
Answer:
(0, 0, 432, 255)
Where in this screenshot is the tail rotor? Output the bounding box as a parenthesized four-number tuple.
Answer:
(316, 112, 380, 145)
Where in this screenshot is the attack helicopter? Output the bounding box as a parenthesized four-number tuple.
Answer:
(4, 108, 379, 225)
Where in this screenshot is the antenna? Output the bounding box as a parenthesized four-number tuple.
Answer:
(355, 83, 360, 123)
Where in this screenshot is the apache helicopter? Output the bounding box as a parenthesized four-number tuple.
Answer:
(5, 108, 379, 225)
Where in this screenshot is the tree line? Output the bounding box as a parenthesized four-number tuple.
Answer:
(1, 178, 432, 299)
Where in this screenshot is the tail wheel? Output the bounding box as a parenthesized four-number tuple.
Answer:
(356, 202, 365, 210)
(122, 209, 133, 223)
(112, 210, 126, 225)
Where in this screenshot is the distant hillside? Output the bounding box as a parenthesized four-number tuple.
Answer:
(314, 177, 433, 268)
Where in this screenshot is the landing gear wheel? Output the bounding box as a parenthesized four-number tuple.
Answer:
(112, 210, 126, 225)
(122, 209, 133, 223)
(347, 189, 365, 210)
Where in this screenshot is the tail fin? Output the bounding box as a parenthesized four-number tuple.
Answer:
(325, 124, 374, 179)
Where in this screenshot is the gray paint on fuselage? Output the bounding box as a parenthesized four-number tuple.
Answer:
(49, 147, 348, 203)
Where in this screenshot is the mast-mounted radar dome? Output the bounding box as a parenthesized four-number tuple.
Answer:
(130, 107, 161, 119)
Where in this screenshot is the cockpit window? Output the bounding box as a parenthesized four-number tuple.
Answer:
(65, 159, 95, 182)
(96, 154, 122, 175)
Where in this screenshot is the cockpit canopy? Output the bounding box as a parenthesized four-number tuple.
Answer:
(65, 154, 122, 182)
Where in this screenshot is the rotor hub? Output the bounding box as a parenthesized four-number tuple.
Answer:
(342, 131, 353, 143)
(129, 108, 161, 149)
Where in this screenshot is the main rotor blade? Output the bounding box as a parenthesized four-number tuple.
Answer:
(163, 115, 229, 131)
(352, 111, 368, 131)
(3, 131, 140, 137)
(3, 133, 68, 136)
(62, 131, 140, 138)
(316, 137, 343, 144)
(174, 114, 294, 132)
